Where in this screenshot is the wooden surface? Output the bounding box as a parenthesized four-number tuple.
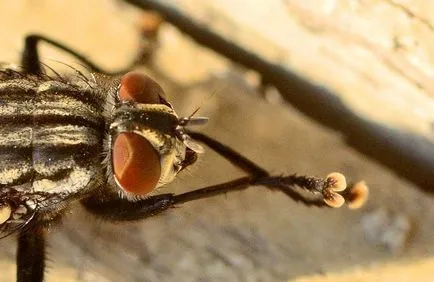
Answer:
(174, 0, 434, 140)
(0, 1, 433, 281)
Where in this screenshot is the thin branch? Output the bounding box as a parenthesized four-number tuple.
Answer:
(124, 0, 434, 192)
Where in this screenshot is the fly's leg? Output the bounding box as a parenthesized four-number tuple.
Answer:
(16, 226, 45, 282)
(82, 132, 354, 222)
(21, 34, 140, 75)
(21, 35, 43, 74)
(82, 176, 328, 221)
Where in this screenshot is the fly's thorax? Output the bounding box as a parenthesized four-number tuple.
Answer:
(0, 69, 106, 199)
(0, 69, 111, 238)
(31, 79, 106, 196)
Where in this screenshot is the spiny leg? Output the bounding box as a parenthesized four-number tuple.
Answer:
(17, 226, 45, 282)
(182, 131, 356, 207)
(177, 131, 349, 207)
(21, 34, 139, 75)
(82, 175, 324, 221)
(82, 132, 352, 221)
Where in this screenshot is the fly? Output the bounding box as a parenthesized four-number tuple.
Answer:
(0, 34, 368, 282)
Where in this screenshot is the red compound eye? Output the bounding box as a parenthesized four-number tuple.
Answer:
(113, 133, 161, 195)
(112, 72, 164, 195)
(118, 71, 163, 104)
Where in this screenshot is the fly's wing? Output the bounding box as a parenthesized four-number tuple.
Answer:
(0, 189, 47, 239)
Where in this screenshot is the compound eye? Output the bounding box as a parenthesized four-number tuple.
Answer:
(119, 71, 164, 104)
(112, 132, 161, 195)
(113, 72, 165, 195)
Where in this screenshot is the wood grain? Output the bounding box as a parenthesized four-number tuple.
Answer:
(0, 1, 433, 281)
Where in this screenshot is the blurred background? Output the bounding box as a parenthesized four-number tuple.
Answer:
(0, 0, 433, 281)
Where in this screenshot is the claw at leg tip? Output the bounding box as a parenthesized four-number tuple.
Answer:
(326, 172, 347, 192)
(347, 181, 369, 210)
(324, 192, 345, 208)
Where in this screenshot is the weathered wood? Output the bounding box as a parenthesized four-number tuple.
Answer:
(0, 1, 433, 281)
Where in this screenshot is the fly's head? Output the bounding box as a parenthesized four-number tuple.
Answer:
(107, 72, 206, 197)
